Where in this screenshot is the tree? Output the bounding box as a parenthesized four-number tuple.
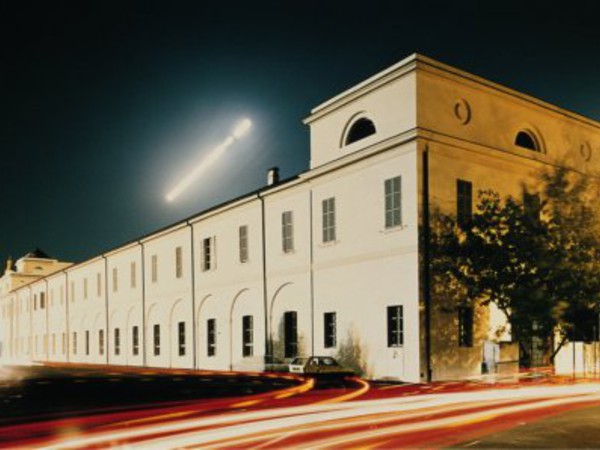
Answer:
(431, 166, 600, 366)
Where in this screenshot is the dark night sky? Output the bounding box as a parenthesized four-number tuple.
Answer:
(1, 1, 600, 265)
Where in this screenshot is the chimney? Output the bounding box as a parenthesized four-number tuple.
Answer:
(267, 167, 280, 186)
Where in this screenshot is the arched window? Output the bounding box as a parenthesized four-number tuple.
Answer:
(515, 130, 540, 152)
(344, 118, 376, 145)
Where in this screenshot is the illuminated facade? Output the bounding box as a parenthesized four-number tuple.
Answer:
(1, 54, 600, 382)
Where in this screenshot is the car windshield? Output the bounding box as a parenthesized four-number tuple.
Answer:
(291, 357, 308, 365)
(321, 357, 338, 366)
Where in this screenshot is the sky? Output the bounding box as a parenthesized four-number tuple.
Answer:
(1, 1, 600, 265)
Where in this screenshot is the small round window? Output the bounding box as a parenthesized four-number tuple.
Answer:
(344, 117, 376, 146)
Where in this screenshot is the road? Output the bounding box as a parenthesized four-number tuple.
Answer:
(0, 365, 599, 448)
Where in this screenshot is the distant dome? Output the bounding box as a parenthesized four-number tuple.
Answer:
(23, 248, 51, 259)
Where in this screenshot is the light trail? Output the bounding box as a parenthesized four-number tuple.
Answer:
(39, 382, 600, 449)
(129, 386, 600, 449)
(165, 118, 252, 202)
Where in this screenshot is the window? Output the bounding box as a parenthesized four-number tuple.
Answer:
(73, 332, 77, 355)
(387, 305, 404, 347)
(239, 225, 249, 263)
(345, 117, 376, 145)
(151, 255, 158, 283)
(153, 324, 160, 356)
(324, 312, 337, 348)
(458, 306, 474, 347)
(114, 328, 120, 356)
(40, 292, 46, 309)
(202, 237, 217, 271)
(84, 278, 88, 300)
(322, 198, 336, 243)
(457, 179, 473, 228)
(112, 268, 118, 293)
(515, 130, 540, 151)
(175, 247, 183, 278)
(131, 262, 136, 288)
(99, 329, 105, 356)
(34, 294, 37, 311)
(132, 326, 139, 356)
(284, 311, 298, 358)
(70, 281, 75, 302)
(282, 211, 294, 253)
(97, 273, 102, 297)
(385, 176, 402, 228)
(85, 330, 90, 356)
(242, 315, 253, 357)
(207, 319, 216, 356)
(178, 321, 186, 356)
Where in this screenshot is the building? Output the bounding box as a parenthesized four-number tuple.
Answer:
(1, 54, 600, 382)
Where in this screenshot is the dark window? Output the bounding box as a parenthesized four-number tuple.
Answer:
(284, 311, 298, 358)
(85, 330, 90, 356)
(239, 225, 249, 263)
(178, 321, 186, 356)
(202, 238, 214, 271)
(73, 332, 77, 355)
(345, 118, 376, 145)
(153, 324, 160, 356)
(387, 306, 404, 347)
(322, 198, 336, 243)
(207, 319, 216, 356)
(114, 328, 120, 356)
(324, 312, 337, 348)
(458, 306, 474, 347)
(457, 179, 473, 228)
(132, 326, 139, 356)
(385, 176, 402, 228)
(34, 295, 37, 311)
(99, 329, 104, 356)
(515, 131, 539, 151)
(242, 315, 253, 357)
(40, 292, 45, 309)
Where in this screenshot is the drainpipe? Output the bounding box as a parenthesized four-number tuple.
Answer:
(101, 255, 109, 365)
(309, 188, 315, 356)
(422, 146, 433, 382)
(43, 279, 49, 361)
(139, 241, 147, 367)
(185, 221, 198, 370)
(27, 285, 33, 361)
(258, 194, 270, 364)
(65, 271, 70, 362)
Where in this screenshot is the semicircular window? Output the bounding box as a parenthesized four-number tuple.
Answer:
(515, 130, 540, 152)
(345, 118, 376, 145)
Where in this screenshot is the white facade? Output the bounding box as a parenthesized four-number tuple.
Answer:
(2, 54, 600, 382)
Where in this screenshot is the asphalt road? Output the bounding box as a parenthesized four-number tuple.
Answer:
(1, 364, 599, 449)
(454, 403, 600, 448)
(0, 364, 297, 425)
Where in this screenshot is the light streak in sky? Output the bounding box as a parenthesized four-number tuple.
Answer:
(165, 118, 252, 203)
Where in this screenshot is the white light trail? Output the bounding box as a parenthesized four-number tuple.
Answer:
(165, 118, 252, 203)
(41, 383, 600, 450)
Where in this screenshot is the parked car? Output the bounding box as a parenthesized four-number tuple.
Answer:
(288, 356, 354, 377)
